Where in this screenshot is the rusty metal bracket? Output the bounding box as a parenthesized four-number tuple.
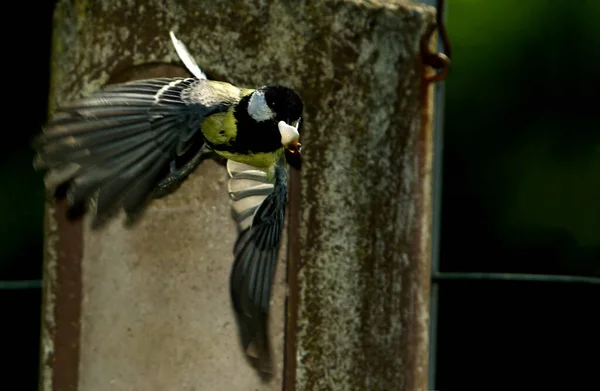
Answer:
(421, 0, 452, 83)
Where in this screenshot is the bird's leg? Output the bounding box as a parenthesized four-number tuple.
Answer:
(152, 144, 213, 198)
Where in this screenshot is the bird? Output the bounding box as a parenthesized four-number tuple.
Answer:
(32, 31, 303, 376)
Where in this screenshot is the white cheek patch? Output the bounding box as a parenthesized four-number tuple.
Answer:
(247, 90, 274, 122)
(279, 121, 300, 147)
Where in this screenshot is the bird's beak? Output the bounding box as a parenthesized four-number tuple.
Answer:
(279, 121, 302, 170)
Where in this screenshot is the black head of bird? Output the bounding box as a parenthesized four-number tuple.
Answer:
(239, 85, 303, 170)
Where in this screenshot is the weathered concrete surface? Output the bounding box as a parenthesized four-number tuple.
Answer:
(40, 0, 436, 390)
(78, 157, 288, 391)
(291, 2, 436, 391)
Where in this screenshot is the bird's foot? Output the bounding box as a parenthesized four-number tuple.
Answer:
(152, 144, 213, 198)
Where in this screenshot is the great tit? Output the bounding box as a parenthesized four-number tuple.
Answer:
(33, 31, 303, 375)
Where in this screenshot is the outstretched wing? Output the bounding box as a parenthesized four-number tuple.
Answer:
(227, 160, 288, 375)
(33, 77, 229, 224)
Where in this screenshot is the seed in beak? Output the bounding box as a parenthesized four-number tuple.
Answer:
(278, 121, 300, 148)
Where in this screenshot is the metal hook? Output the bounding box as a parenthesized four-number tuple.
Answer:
(421, 0, 452, 83)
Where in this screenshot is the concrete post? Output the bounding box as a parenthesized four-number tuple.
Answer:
(40, 1, 436, 390)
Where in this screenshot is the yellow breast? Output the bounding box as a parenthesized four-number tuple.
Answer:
(200, 107, 283, 169)
(201, 109, 237, 145)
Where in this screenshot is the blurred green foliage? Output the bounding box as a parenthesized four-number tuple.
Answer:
(441, 0, 600, 275)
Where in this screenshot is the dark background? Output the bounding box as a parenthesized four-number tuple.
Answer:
(435, 0, 599, 389)
(1, 1, 598, 390)
(1, 1, 55, 390)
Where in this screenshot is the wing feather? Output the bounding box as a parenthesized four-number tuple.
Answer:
(34, 77, 228, 223)
(227, 160, 288, 374)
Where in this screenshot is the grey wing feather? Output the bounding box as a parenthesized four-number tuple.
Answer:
(227, 160, 287, 374)
(34, 77, 227, 223)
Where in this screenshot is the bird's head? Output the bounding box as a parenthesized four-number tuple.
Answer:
(247, 85, 303, 170)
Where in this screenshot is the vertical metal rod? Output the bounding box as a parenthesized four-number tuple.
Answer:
(428, 60, 446, 391)
(415, 0, 449, 389)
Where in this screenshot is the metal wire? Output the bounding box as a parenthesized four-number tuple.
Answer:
(433, 272, 600, 286)
(0, 280, 42, 290)
(418, 0, 450, 388)
(421, 0, 452, 83)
